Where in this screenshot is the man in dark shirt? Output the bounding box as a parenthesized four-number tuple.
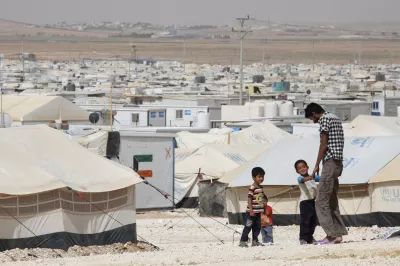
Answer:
(305, 103, 348, 245)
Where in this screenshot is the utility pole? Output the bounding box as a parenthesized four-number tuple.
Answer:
(350, 60, 352, 77)
(182, 39, 187, 72)
(20, 36, 25, 80)
(358, 37, 362, 66)
(312, 40, 315, 71)
(132, 44, 137, 76)
(129, 44, 137, 78)
(132, 44, 137, 61)
(232, 15, 252, 105)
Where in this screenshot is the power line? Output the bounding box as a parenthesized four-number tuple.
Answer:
(232, 15, 253, 105)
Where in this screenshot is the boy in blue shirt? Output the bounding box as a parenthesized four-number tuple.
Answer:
(295, 160, 320, 245)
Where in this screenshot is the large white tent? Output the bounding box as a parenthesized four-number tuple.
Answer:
(0, 125, 142, 251)
(174, 119, 295, 208)
(0, 95, 89, 124)
(222, 136, 400, 227)
(174, 144, 268, 208)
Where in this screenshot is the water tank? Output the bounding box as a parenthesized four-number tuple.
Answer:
(196, 112, 211, 128)
(264, 102, 278, 118)
(279, 101, 294, 117)
(276, 101, 283, 114)
(0, 112, 12, 127)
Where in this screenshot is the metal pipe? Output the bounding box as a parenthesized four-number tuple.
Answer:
(239, 37, 244, 105)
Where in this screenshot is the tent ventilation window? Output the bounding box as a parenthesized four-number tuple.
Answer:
(0, 187, 130, 217)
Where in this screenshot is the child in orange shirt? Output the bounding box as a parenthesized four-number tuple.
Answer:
(261, 202, 273, 243)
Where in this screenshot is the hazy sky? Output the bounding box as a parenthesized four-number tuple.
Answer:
(1, 0, 399, 25)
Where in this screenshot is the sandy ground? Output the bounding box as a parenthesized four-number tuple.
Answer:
(1, 210, 400, 266)
(1, 38, 400, 65)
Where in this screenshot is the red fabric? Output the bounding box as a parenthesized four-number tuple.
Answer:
(261, 205, 273, 227)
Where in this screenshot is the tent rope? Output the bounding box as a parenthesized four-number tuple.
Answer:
(172, 179, 241, 234)
(140, 177, 226, 244)
(67, 187, 160, 251)
(168, 186, 241, 245)
(0, 205, 63, 258)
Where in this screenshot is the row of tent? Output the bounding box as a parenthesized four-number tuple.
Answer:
(173, 115, 400, 227)
(1, 114, 399, 251)
(61, 114, 400, 228)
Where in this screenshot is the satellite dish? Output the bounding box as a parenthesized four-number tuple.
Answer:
(89, 112, 100, 124)
(0, 112, 12, 128)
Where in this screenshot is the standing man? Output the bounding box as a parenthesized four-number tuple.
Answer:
(304, 103, 348, 244)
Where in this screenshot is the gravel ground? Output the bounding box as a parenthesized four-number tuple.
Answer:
(1, 210, 400, 266)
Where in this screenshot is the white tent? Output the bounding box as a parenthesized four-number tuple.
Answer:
(174, 119, 295, 208)
(0, 95, 89, 123)
(176, 119, 296, 148)
(174, 144, 268, 208)
(175, 148, 197, 163)
(344, 115, 400, 137)
(223, 136, 400, 227)
(75, 131, 109, 157)
(367, 154, 400, 226)
(0, 125, 142, 250)
(293, 115, 400, 138)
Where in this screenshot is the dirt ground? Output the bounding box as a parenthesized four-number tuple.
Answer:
(1, 38, 400, 65)
(1, 210, 399, 266)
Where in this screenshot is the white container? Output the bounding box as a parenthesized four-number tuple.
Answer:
(264, 102, 278, 118)
(293, 107, 298, 116)
(197, 112, 211, 128)
(279, 101, 294, 117)
(246, 103, 264, 118)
